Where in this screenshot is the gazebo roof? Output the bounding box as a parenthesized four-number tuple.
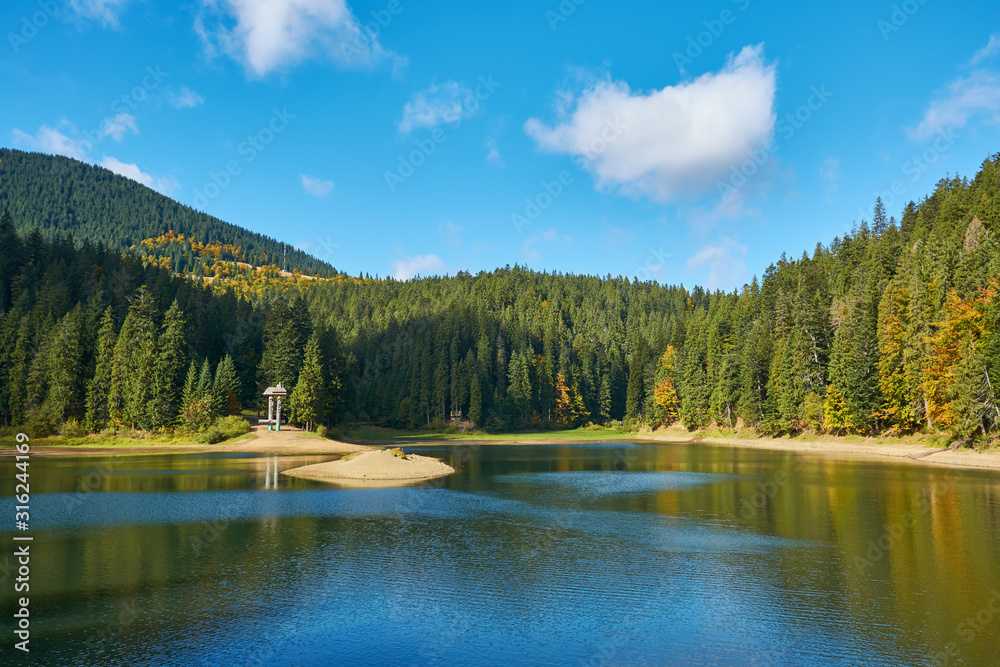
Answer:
(263, 382, 288, 396)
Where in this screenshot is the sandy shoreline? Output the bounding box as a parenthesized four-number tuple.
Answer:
(282, 449, 455, 486)
(7, 422, 1000, 473)
(632, 432, 1000, 471)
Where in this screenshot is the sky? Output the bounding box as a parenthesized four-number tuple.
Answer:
(2, 0, 1000, 288)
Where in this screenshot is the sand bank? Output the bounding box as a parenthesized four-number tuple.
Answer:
(281, 449, 455, 486)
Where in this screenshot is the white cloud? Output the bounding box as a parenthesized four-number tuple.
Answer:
(523, 227, 571, 263)
(300, 173, 334, 197)
(439, 221, 462, 247)
(70, 0, 131, 28)
(196, 0, 402, 77)
(399, 81, 477, 133)
(169, 87, 205, 109)
(910, 69, 1000, 139)
(819, 156, 840, 191)
(525, 45, 777, 202)
(391, 254, 445, 281)
(911, 35, 1000, 139)
(100, 113, 138, 141)
(12, 124, 88, 161)
(971, 33, 1000, 67)
(484, 135, 503, 165)
(99, 156, 179, 195)
(685, 238, 747, 291)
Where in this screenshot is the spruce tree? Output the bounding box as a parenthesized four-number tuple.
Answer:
(291, 333, 324, 431)
(148, 301, 186, 428)
(85, 308, 116, 432)
(213, 354, 241, 417)
(109, 288, 159, 430)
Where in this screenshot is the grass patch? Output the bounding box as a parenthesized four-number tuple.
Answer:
(343, 426, 633, 443)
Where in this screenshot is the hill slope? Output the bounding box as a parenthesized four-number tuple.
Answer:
(0, 148, 334, 276)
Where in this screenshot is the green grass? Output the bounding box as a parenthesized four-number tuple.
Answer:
(0, 427, 256, 449)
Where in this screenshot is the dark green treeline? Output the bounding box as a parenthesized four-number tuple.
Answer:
(2, 154, 1000, 442)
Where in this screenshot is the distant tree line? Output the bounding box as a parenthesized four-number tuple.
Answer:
(1, 154, 999, 445)
(0, 148, 335, 277)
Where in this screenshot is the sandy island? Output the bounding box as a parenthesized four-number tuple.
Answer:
(281, 449, 455, 486)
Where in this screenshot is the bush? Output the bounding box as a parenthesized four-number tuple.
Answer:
(315, 424, 327, 438)
(60, 418, 86, 438)
(195, 416, 250, 444)
(197, 427, 225, 444)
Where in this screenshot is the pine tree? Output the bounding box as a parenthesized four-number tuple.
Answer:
(147, 301, 186, 428)
(109, 288, 159, 430)
(43, 309, 82, 425)
(290, 333, 324, 431)
(213, 354, 241, 417)
(85, 307, 116, 432)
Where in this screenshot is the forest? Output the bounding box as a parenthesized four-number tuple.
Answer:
(1, 154, 999, 445)
(0, 148, 335, 276)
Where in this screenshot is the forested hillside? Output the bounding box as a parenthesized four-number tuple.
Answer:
(1, 154, 999, 445)
(0, 148, 334, 276)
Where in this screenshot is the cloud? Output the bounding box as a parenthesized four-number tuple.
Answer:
(485, 136, 503, 165)
(608, 225, 637, 243)
(391, 254, 445, 281)
(300, 173, 334, 197)
(195, 0, 402, 77)
(525, 45, 777, 202)
(439, 221, 462, 247)
(99, 156, 179, 195)
(399, 81, 478, 133)
(70, 0, 131, 28)
(910, 35, 1000, 139)
(13, 114, 137, 163)
(12, 124, 88, 161)
(99, 113, 138, 141)
(169, 87, 205, 108)
(971, 33, 1000, 67)
(523, 227, 571, 263)
(685, 238, 747, 291)
(910, 70, 1000, 139)
(819, 156, 840, 191)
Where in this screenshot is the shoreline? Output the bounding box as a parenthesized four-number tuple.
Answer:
(5, 427, 1000, 472)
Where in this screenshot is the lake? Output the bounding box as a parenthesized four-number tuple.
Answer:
(2, 441, 1000, 666)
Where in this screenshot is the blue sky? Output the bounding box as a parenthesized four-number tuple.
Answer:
(3, 0, 1000, 287)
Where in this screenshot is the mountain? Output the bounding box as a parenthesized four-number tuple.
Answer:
(0, 148, 334, 276)
(1, 152, 999, 445)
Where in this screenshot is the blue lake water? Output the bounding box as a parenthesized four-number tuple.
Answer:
(2, 441, 1000, 666)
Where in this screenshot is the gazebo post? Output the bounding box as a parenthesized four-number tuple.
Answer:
(262, 383, 288, 432)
